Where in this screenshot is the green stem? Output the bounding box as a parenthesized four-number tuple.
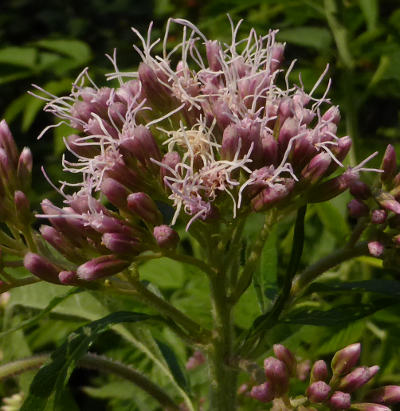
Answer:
(108, 277, 210, 344)
(0, 276, 40, 293)
(290, 241, 369, 297)
(164, 251, 216, 277)
(0, 353, 179, 410)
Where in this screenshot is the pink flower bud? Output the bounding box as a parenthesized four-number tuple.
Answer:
(101, 178, 130, 209)
(17, 147, 33, 191)
(185, 350, 206, 370)
(308, 174, 349, 203)
(376, 192, 400, 214)
(250, 381, 275, 403)
(77, 255, 129, 281)
(212, 99, 233, 131)
(331, 343, 361, 376)
(161, 151, 181, 184)
(0, 119, 19, 167)
(273, 344, 297, 376)
(278, 97, 295, 123)
(270, 43, 285, 72)
(153, 225, 179, 250)
(278, 117, 298, 154)
(310, 360, 328, 383)
(334, 136, 352, 163)
(301, 152, 332, 184)
(261, 133, 278, 166)
(339, 366, 380, 393)
(221, 125, 238, 161)
(329, 391, 351, 409)
(251, 181, 293, 211)
(0, 147, 14, 184)
(365, 385, 400, 405)
(58, 271, 78, 285)
(347, 199, 369, 218)
(90, 214, 136, 236)
(380, 144, 397, 184)
(322, 106, 341, 125)
(264, 357, 289, 394)
(127, 192, 162, 225)
(349, 180, 372, 200)
(306, 381, 331, 403)
(14, 191, 31, 225)
(206, 40, 222, 71)
(39, 225, 80, 261)
(350, 403, 390, 411)
(371, 209, 387, 224)
(102, 232, 141, 255)
(23, 252, 60, 284)
(66, 134, 99, 158)
(368, 241, 384, 257)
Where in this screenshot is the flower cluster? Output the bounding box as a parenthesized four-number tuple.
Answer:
(249, 343, 400, 410)
(347, 144, 400, 263)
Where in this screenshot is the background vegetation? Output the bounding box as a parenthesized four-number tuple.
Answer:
(1, 0, 400, 409)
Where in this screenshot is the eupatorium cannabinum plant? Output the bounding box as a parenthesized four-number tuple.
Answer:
(0, 18, 399, 410)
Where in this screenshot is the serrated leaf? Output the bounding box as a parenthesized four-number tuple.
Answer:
(156, 340, 189, 393)
(283, 299, 397, 326)
(277, 27, 332, 50)
(20, 311, 153, 411)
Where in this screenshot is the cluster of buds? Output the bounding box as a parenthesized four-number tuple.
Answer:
(346, 145, 400, 263)
(249, 343, 400, 410)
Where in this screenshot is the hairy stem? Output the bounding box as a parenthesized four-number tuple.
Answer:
(0, 353, 179, 410)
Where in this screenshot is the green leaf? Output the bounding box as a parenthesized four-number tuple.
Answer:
(33, 39, 91, 65)
(20, 311, 153, 411)
(0, 288, 81, 339)
(277, 27, 332, 50)
(359, 0, 378, 31)
(140, 258, 185, 289)
(156, 340, 189, 393)
(283, 299, 397, 326)
(314, 202, 350, 242)
(305, 280, 400, 297)
(0, 47, 37, 68)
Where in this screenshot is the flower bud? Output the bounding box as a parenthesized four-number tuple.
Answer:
(380, 144, 397, 184)
(127, 192, 162, 225)
(349, 180, 371, 200)
(0, 147, 15, 185)
(278, 97, 294, 123)
(39, 225, 80, 261)
(221, 125, 238, 161)
(310, 360, 328, 383)
(339, 366, 380, 393)
(350, 403, 390, 411)
(331, 343, 361, 376)
(371, 209, 387, 224)
(23, 252, 60, 284)
(185, 351, 206, 371)
(206, 40, 222, 71)
(264, 357, 289, 395)
(365, 385, 400, 405)
(273, 344, 297, 376)
(347, 199, 369, 218)
(306, 381, 331, 403)
(0, 119, 19, 167)
(58, 271, 78, 285)
(251, 182, 293, 211)
(376, 192, 400, 214)
(270, 43, 285, 72)
(66, 134, 99, 158)
(77, 255, 129, 281)
(250, 381, 275, 403)
(90, 214, 136, 236)
(278, 117, 298, 154)
(16, 147, 32, 191)
(308, 174, 349, 203)
(368, 241, 384, 257)
(329, 391, 351, 409)
(322, 106, 341, 125)
(153, 225, 179, 250)
(261, 133, 278, 166)
(102, 232, 141, 255)
(301, 152, 331, 184)
(160, 151, 181, 184)
(14, 190, 31, 225)
(334, 136, 352, 163)
(101, 178, 130, 209)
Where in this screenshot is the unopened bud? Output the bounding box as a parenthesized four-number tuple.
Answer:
(365, 385, 400, 405)
(270, 43, 285, 72)
(66, 134, 99, 158)
(127, 192, 162, 225)
(347, 199, 369, 218)
(381, 144, 397, 184)
(331, 343, 361, 376)
(250, 381, 275, 403)
(376, 192, 400, 214)
(371, 209, 387, 224)
(161, 151, 181, 184)
(185, 351, 206, 371)
(23, 252, 60, 284)
(206, 40, 222, 71)
(102, 232, 141, 255)
(339, 366, 380, 393)
(273, 344, 297, 376)
(329, 391, 351, 409)
(278, 117, 298, 153)
(306, 381, 331, 403)
(301, 152, 332, 184)
(58, 271, 78, 285)
(251, 182, 293, 211)
(308, 174, 349, 203)
(153, 225, 179, 250)
(322, 106, 341, 125)
(77, 255, 129, 281)
(310, 360, 328, 383)
(17, 147, 33, 191)
(101, 178, 130, 209)
(264, 357, 289, 395)
(14, 191, 31, 225)
(221, 125, 238, 161)
(278, 98, 294, 123)
(349, 180, 371, 200)
(0, 119, 19, 166)
(368, 241, 384, 257)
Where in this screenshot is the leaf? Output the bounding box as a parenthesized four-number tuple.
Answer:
(156, 340, 189, 393)
(140, 258, 185, 289)
(0, 288, 81, 339)
(33, 39, 91, 65)
(283, 299, 397, 326)
(359, 0, 378, 31)
(0, 47, 37, 68)
(314, 202, 350, 242)
(20, 311, 153, 411)
(277, 27, 332, 50)
(305, 280, 400, 297)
